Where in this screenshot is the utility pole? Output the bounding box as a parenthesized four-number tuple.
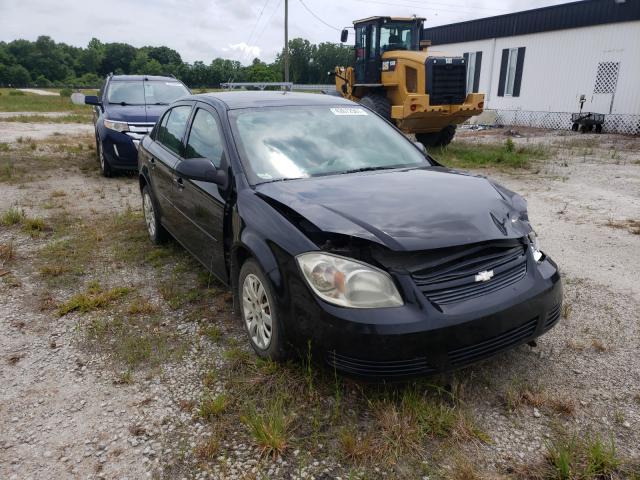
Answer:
(284, 0, 289, 83)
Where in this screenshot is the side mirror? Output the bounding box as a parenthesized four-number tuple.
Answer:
(340, 29, 348, 43)
(176, 157, 227, 187)
(414, 141, 426, 154)
(84, 95, 101, 106)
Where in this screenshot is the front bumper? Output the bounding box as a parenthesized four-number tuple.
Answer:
(283, 254, 562, 377)
(100, 122, 153, 170)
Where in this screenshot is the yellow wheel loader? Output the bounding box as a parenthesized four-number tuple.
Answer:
(335, 16, 484, 147)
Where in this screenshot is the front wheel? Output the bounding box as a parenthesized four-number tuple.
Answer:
(359, 93, 391, 121)
(416, 125, 457, 148)
(96, 134, 112, 177)
(239, 259, 287, 361)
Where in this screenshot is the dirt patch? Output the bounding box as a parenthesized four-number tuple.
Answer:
(1, 122, 639, 479)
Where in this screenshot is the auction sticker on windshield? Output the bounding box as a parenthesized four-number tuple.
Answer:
(330, 107, 368, 116)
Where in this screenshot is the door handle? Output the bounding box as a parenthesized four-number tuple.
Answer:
(149, 157, 156, 168)
(174, 177, 184, 189)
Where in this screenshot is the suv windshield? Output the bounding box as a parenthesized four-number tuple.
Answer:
(380, 23, 416, 51)
(229, 105, 430, 184)
(107, 80, 189, 105)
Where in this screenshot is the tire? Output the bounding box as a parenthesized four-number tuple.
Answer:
(416, 125, 457, 148)
(239, 258, 286, 361)
(359, 93, 391, 121)
(571, 123, 579, 132)
(595, 124, 603, 134)
(141, 184, 168, 245)
(96, 134, 112, 177)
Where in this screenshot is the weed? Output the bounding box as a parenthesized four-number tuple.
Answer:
(562, 303, 572, 319)
(584, 436, 619, 477)
(242, 399, 292, 458)
(201, 324, 222, 342)
(0, 242, 16, 263)
(591, 338, 607, 352)
(114, 369, 134, 385)
(431, 141, 548, 170)
(22, 217, 46, 237)
(199, 393, 229, 420)
(127, 298, 158, 315)
(57, 282, 131, 316)
(194, 436, 219, 462)
(202, 369, 217, 389)
(1, 207, 25, 226)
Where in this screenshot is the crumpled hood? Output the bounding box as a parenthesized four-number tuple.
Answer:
(104, 104, 168, 123)
(255, 167, 531, 251)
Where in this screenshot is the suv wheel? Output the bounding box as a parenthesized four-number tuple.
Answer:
(142, 185, 167, 244)
(239, 259, 286, 360)
(96, 134, 112, 177)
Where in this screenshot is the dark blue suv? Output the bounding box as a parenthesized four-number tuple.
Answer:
(84, 74, 191, 176)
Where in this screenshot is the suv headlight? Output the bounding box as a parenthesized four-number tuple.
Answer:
(296, 252, 403, 308)
(528, 231, 543, 262)
(103, 118, 129, 132)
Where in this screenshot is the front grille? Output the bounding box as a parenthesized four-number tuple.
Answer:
(543, 303, 561, 330)
(326, 351, 436, 377)
(426, 57, 467, 105)
(412, 242, 528, 306)
(448, 317, 538, 366)
(126, 122, 154, 141)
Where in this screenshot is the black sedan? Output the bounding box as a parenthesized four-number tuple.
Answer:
(137, 91, 562, 377)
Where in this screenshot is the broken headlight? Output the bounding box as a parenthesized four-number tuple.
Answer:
(528, 231, 543, 262)
(296, 252, 403, 308)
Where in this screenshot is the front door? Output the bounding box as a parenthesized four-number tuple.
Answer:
(172, 104, 227, 281)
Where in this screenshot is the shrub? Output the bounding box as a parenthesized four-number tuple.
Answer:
(8, 90, 25, 96)
(59, 88, 73, 98)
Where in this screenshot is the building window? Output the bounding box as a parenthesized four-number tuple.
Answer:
(498, 47, 525, 97)
(463, 51, 482, 93)
(505, 48, 518, 96)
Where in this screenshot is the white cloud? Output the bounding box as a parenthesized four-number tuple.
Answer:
(227, 42, 262, 61)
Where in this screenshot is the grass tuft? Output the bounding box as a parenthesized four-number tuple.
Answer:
(57, 281, 131, 316)
(198, 393, 229, 420)
(431, 140, 548, 170)
(1, 207, 25, 226)
(242, 399, 292, 458)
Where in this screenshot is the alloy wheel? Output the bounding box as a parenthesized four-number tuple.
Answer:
(143, 192, 156, 238)
(242, 273, 273, 350)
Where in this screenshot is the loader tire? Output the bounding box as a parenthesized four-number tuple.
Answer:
(359, 94, 391, 121)
(416, 125, 457, 148)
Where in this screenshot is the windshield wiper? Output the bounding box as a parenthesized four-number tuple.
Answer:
(338, 166, 397, 175)
(258, 177, 305, 185)
(108, 102, 143, 106)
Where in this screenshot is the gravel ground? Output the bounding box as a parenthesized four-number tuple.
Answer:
(1, 122, 639, 479)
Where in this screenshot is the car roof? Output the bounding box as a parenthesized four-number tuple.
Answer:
(189, 91, 356, 110)
(109, 75, 181, 82)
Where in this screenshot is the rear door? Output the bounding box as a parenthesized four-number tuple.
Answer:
(172, 104, 228, 280)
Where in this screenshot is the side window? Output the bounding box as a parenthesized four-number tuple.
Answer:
(157, 105, 192, 156)
(185, 108, 224, 167)
(154, 109, 171, 140)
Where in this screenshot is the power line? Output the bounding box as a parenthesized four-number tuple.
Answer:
(246, 0, 272, 48)
(254, 0, 284, 44)
(297, 0, 341, 31)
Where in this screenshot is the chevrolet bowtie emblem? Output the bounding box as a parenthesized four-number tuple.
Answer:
(475, 270, 494, 282)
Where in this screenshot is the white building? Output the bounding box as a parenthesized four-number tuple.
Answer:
(423, 0, 640, 134)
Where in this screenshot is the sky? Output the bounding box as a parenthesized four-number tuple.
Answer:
(0, 0, 575, 65)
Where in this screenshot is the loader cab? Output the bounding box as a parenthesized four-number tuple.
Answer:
(350, 16, 424, 84)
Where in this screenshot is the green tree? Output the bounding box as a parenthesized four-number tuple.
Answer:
(101, 43, 136, 75)
(6, 64, 31, 86)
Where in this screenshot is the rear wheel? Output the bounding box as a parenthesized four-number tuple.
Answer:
(416, 125, 457, 148)
(142, 185, 167, 244)
(359, 93, 391, 121)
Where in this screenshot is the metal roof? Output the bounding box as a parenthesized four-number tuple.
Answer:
(422, 0, 640, 45)
(192, 91, 355, 110)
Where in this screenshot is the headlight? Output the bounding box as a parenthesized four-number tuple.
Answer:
(296, 252, 403, 308)
(103, 118, 129, 132)
(528, 231, 543, 262)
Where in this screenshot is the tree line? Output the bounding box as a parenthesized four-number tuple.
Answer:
(0, 36, 354, 88)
